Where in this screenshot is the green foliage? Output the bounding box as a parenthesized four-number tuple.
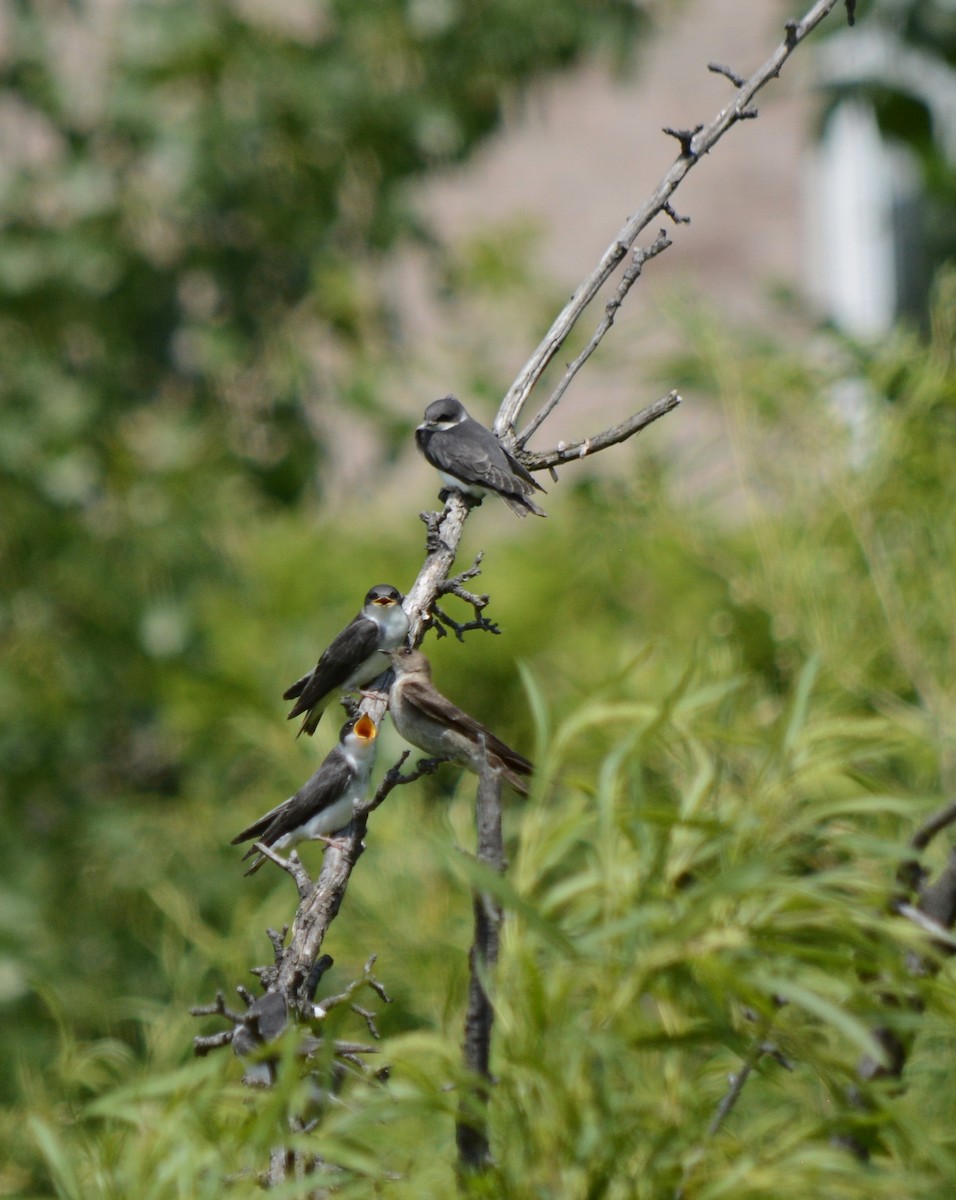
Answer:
(3, 273, 955, 1195)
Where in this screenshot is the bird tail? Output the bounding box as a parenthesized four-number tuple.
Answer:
(497, 762, 531, 797)
(296, 709, 323, 737)
(502, 493, 547, 518)
(485, 736, 533, 796)
(282, 671, 310, 702)
(240, 845, 267, 875)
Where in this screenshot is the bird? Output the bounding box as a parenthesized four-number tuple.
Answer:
(386, 646, 533, 795)
(284, 584, 409, 735)
(231, 713, 378, 875)
(415, 395, 547, 518)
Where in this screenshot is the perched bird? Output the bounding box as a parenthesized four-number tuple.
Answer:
(387, 646, 533, 795)
(284, 584, 409, 735)
(232, 714, 378, 875)
(415, 395, 546, 518)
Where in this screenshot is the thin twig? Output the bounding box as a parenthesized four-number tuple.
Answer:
(520, 392, 681, 471)
(708, 62, 746, 88)
(517, 231, 672, 447)
(893, 902, 956, 952)
(252, 844, 313, 899)
(910, 798, 956, 852)
(432, 554, 502, 640)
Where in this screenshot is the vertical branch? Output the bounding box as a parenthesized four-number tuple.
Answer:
(456, 755, 505, 1178)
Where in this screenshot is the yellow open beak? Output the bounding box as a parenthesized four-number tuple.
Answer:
(354, 714, 377, 741)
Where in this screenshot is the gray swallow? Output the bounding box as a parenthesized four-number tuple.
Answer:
(415, 395, 546, 517)
(284, 584, 409, 735)
(231, 714, 378, 875)
(387, 646, 532, 795)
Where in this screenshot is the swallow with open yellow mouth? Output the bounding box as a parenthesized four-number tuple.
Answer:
(386, 646, 532, 795)
(232, 713, 378, 875)
(284, 584, 408, 736)
(415, 395, 546, 517)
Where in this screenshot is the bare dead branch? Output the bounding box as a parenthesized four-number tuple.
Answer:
(708, 62, 746, 87)
(313, 956, 390, 1024)
(675, 1020, 790, 1199)
(494, 0, 847, 441)
(432, 604, 501, 641)
(193, 1030, 234, 1056)
(916, 850, 956, 935)
(404, 493, 474, 644)
(430, 553, 502, 640)
(910, 798, 956, 852)
(518, 231, 673, 448)
(456, 756, 505, 1176)
(662, 202, 691, 225)
(521, 391, 682, 472)
(351, 1005, 382, 1040)
(190, 991, 244, 1024)
(252, 843, 313, 899)
(662, 124, 704, 156)
(894, 901, 956, 952)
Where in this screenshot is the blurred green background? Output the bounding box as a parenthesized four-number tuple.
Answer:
(2, 0, 955, 1196)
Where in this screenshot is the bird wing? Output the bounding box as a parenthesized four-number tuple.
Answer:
(231, 752, 354, 846)
(502, 445, 547, 494)
(284, 614, 381, 716)
(422, 421, 537, 500)
(282, 668, 311, 702)
(401, 677, 533, 777)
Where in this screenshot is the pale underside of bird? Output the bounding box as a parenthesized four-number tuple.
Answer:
(415, 395, 546, 518)
(232, 713, 378, 875)
(387, 646, 532, 796)
(284, 584, 409, 736)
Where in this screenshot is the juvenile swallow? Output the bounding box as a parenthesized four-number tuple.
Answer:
(232, 714, 378, 875)
(284, 584, 409, 735)
(415, 395, 547, 518)
(387, 646, 533, 795)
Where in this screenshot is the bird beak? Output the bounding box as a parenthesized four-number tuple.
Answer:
(354, 714, 377, 741)
(372, 596, 395, 606)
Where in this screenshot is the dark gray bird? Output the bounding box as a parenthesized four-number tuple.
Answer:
(284, 584, 409, 735)
(415, 395, 546, 517)
(232, 714, 378, 875)
(387, 647, 533, 795)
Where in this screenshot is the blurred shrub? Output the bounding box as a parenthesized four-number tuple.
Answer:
(4, 270, 955, 1195)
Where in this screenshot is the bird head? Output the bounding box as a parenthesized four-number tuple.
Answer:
(418, 395, 466, 431)
(365, 584, 402, 608)
(388, 646, 431, 677)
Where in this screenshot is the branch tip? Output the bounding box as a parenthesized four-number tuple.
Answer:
(708, 62, 746, 87)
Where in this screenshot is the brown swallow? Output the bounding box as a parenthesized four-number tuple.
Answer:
(386, 646, 532, 795)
